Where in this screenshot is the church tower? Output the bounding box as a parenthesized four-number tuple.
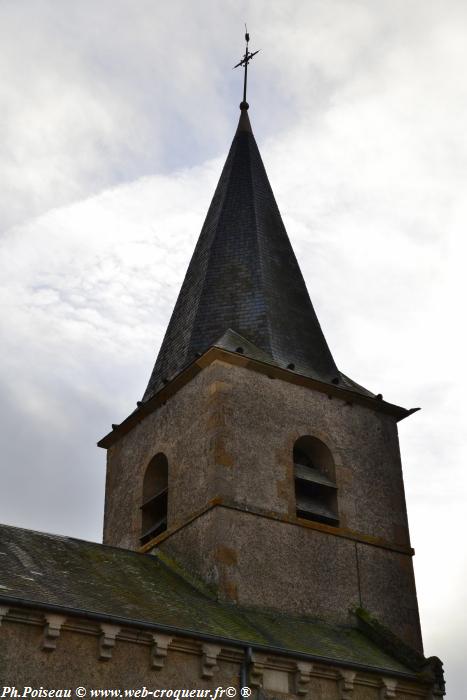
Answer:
(100, 96, 424, 653)
(97, 36, 443, 691)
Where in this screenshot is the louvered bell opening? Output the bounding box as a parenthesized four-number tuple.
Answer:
(294, 462, 339, 527)
(140, 487, 168, 544)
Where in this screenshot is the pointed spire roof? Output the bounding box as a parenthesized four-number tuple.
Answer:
(143, 108, 366, 402)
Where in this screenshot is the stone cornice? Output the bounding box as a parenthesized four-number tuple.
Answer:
(0, 603, 425, 689)
(99, 348, 418, 449)
(138, 497, 415, 557)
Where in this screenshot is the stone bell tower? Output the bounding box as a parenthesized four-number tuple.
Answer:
(99, 103, 424, 655)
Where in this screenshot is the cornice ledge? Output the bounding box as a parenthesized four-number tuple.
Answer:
(99, 347, 417, 449)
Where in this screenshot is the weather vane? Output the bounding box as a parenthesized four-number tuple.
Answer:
(233, 25, 260, 109)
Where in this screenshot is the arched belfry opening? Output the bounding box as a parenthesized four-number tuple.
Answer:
(293, 436, 338, 526)
(140, 453, 168, 545)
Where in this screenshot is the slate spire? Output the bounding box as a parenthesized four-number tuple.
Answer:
(142, 105, 343, 402)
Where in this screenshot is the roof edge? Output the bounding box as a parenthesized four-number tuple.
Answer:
(98, 347, 419, 449)
(354, 607, 445, 692)
(0, 593, 420, 681)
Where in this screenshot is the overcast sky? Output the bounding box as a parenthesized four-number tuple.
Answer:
(0, 1, 465, 696)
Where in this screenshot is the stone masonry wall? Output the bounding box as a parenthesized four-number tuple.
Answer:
(159, 507, 422, 652)
(103, 359, 421, 650)
(104, 360, 411, 551)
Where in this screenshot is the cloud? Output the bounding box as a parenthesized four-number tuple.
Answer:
(0, 1, 466, 695)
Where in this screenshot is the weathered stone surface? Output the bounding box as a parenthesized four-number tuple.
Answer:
(104, 359, 421, 651)
(356, 545, 423, 652)
(160, 505, 420, 649)
(105, 360, 411, 550)
(104, 363, 221, 548)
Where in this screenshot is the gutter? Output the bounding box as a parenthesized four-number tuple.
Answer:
(0, 594, 420, 683)
(239, 646, 252, 690)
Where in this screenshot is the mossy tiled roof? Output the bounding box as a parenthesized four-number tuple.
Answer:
(0, 523, 413, 676)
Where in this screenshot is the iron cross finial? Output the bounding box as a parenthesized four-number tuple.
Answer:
(233, 25, 260, 110)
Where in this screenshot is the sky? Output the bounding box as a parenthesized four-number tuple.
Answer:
(0, 0, 465, 696)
